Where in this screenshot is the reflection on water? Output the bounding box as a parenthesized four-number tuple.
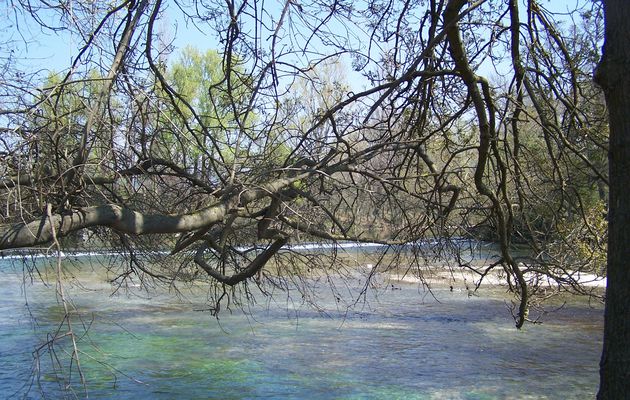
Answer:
(0, 255, 603, 399)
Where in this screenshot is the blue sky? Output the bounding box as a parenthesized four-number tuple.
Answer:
(0, 0, 596, 85)
(0, 1, 224, 77)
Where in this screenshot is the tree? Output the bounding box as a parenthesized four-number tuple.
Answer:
(594, 0, 630, 397)
(0, 0, 615, 394)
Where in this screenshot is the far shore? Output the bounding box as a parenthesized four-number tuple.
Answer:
(380, 264, 606, 290)
(0, 245, 606, 292)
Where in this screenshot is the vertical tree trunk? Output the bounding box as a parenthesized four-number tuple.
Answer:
(595, 0, 630, 398)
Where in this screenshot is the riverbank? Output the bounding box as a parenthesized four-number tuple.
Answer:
(0, 242, 606, 295)
(388, 266, 606, 289)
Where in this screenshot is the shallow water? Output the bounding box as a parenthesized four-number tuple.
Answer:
(0, 254, 603, 399)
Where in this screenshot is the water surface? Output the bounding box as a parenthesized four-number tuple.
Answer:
(0, 254, 603, 399)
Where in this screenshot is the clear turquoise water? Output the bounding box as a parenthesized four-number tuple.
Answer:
(0, 255, 603, 399)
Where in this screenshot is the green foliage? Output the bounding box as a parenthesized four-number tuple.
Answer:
(26, 71, 117, 196)
(169, 47, 229, 126)
(555, 200, 607, 275)
(151, 47, 258, 172)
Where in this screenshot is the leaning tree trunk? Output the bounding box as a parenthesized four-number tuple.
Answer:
(595, 0, 630, 398)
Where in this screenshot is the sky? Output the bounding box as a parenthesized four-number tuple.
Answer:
(0, 0, 598, 88)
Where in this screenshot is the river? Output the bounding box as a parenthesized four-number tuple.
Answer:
(0, 250, 603, 399)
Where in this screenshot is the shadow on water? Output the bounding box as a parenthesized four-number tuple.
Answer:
(0, 255, 603, 399)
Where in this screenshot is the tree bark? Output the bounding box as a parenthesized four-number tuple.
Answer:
(0, 204, 230, 249)
(0, 172, 310, 250)
(595, 0, 630, 397)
